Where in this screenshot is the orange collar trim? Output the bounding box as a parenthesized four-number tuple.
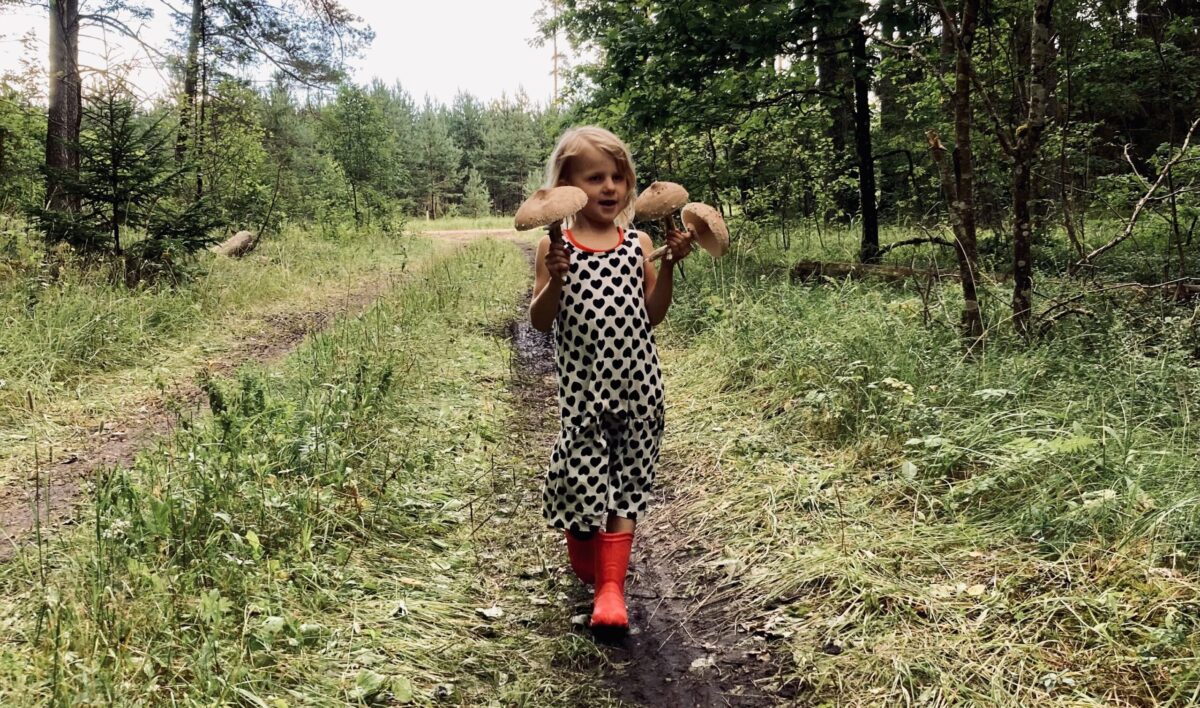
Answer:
(565, 227, 624, 254)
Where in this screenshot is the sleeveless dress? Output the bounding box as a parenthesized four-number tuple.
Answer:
(542, 227, 666, 533)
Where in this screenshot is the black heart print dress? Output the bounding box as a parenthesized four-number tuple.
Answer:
(542, 227, 666, 533)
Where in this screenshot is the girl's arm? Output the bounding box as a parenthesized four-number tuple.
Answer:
(530, 235, 569, 332)
(642, 230, 692, 327)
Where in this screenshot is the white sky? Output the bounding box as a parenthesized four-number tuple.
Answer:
(0, 0, 562, 106)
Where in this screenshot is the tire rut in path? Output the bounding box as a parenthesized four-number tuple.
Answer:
(0, 276, 400, 561)
(508, 241, 775, 707)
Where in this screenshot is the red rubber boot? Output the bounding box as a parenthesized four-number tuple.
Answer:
(565, 531, 596, 585)
(590, 531, 633, 633)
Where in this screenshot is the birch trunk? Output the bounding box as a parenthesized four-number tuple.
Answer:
(1011, 0, 1056, 335)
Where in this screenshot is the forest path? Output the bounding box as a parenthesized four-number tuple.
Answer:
(0, 229, 515, 560)
(0, 229, 528, 559)
(0, 272, 406, 560)
(503, 240, 782, 707)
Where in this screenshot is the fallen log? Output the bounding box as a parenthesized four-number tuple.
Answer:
(211, 230, 255, 258)
(792, 260, 1200, 307)
(790, 260, 985, 282)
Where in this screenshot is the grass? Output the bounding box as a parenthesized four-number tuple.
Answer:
(650, 228, 1200, 704)
(0, 226, 426, 485)
(410, 215, 515, 232)
(4, 210, 1199, 704)
(0, 237, 618, 705)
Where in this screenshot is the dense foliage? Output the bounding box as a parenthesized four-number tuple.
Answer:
(541, 0, 1200, 337)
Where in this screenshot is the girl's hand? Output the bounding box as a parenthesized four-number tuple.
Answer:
(545, 239, 571, 283)
(663, 228, 695, 263)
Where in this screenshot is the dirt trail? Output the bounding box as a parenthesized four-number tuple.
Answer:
(0, 275, 399, 560)
(424, 228, 524, 243)
(1, 230, 527, 559)
(506, 243, 787, 707)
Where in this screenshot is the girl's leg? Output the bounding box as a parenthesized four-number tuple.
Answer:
(566, 528, 597, 584)
(606, 513, 636, 533)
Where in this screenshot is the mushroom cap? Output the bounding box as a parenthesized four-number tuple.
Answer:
(680, 202, 729, 258)
(634, 181, 689, 220)
(514, 186, 588, 230)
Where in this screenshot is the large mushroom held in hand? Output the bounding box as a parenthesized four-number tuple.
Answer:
(515, 186, 587, 285)
(678, 202, 729, 259)
(514, 186, 589, 244)
(634, 181, 690, 262)
(638, 192, 730, 264)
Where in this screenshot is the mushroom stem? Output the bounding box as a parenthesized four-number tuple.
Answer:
(660, 216, 681, 262)
(548, 220, 567, 284)
(646, 224, 694, 263)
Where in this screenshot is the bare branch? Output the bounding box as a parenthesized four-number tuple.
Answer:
(1039, 277, 1200, 329)
(1075, 116, 1200, 271)
(1123, 143, 1149, 187)
(877, 236, 956, 257)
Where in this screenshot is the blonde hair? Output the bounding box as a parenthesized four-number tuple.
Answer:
(544, 126, 638, 228)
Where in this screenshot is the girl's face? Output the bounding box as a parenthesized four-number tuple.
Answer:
(561, 143, 629, 228)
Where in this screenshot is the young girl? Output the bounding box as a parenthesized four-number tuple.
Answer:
(529, 126, 693, 634)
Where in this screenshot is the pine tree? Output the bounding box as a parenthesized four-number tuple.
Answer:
(37, 76, 217, 274)
(461, 168, 491, 217)
(410, 100, 461, 219)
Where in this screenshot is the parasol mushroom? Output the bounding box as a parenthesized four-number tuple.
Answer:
(643, 201, 730, 263)
(514, 186, 589, 242)
(634, 181, 690, 262)
(677, 202, 729, 259)
(515, 186, 588, 284)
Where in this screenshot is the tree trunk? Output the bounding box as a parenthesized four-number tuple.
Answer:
(952, 1, 983, 342)
(1011, 0, 1056, 336)
(816, 20, 856, 220)
(45, 0, 81, 213)
(936, 0, 984, 345)
(852, 21, 880, 263)
(177, 0, 204, 164)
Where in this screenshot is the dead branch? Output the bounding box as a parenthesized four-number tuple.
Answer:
(1075, 116, 1200, 272)
(1038, 276, 1200, 324)
(876, 236, 956, 257)
(790, 260, 1005, 283)
(1037, 307, 1094, 336)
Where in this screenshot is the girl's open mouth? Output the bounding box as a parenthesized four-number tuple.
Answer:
(599, 199, 618, 208)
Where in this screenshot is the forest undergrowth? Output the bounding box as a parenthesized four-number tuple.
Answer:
(654, 229, 1200, 704)
(1, 225, 1198, 705)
